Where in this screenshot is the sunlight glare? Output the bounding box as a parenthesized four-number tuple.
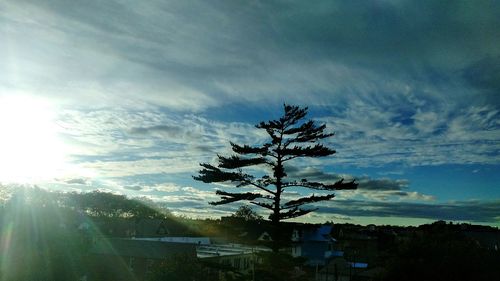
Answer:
(0, 96, 69, 183)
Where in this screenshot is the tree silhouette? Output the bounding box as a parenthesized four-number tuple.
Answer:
(231, 205, 263, 221)
(194, 104, 357, 249)
(68, 191, 170, 219)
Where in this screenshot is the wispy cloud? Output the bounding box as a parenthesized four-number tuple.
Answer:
(317, 199, 500, 223)
(63, 178, 89, 185)
(285, 166, 433, 201)
(320, 100, 500, 167)
(2, 0, 499, 110)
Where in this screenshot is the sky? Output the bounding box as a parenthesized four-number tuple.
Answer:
(0, 0, 499, 226)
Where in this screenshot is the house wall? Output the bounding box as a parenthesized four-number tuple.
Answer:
(301, 241, 330, 265)
(338, 239, 378, 264)
(291, 244, 302, 257)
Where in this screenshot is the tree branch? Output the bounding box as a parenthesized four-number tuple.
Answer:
(240, 179, 276, 195)
(210, 190, 263, 205)
(230, 142, 270, 156)
(270, 207, 316, 221)
(218, 154, 267, 169)
(193, 163, 249, 183)
(250, 201, 274, 210)
(281, 144, 336, 160)
(282, 193, 336, 209)
(283, 179, 358, 191)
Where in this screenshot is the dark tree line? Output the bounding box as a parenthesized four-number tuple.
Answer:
(384, 223, 500, 281)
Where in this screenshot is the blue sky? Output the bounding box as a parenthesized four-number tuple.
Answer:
(0, 0, 499, 226)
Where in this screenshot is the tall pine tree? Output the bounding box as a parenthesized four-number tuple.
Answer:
(194, 104, 356, 250)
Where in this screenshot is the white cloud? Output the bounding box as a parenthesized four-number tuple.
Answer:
(317, 98, 500, 167)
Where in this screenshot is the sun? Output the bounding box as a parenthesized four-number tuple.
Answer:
(0, 95, 69, 183)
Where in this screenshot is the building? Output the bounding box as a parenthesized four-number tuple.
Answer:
(88, 236, 270, 280)
(197, 243, 270, 275)
(291, 225, 340, 266)
(87, 238, 197, 281)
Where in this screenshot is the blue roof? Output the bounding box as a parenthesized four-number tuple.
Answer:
(318, 225, 332, 236)
(302, 225, 333, 242)
(349, 262, 368, 269)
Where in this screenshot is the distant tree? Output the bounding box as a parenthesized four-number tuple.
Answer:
(231, 205, 263, 221)
(194, 104, 357, 250)
(68, 191, 170, 219)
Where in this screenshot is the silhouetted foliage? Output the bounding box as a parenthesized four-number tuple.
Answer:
(147, 254, 198, 281)
(194, 104, 356, 250)
(254, 252, 308, 281)
(383, 224, 500, 281)
(67, 191, 170, 219)
(231, 205, 264, 221)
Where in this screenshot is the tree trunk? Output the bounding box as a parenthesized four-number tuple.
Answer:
(272, 154, 283, 252)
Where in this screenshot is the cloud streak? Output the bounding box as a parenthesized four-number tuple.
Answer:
(317, 199, 500, 223)
(2, 0, 499, 109)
